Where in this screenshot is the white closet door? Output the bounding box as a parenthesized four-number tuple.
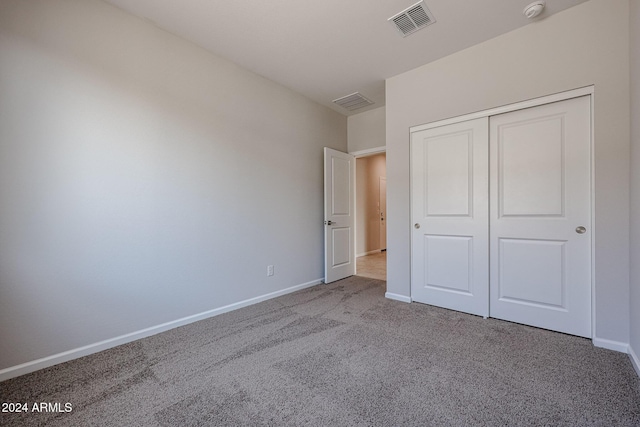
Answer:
(489, 96, 591, 337)
(411, 118, 489, 317)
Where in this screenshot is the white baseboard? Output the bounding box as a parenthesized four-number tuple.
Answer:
(385, 292, 411, 303)
(629, 345, 640, 378)
(0, 278, 322, 382)
(357, 250, 381, 258)
(592, 337, 629, 353)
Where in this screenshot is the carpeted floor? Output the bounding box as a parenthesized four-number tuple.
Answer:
(1, 276, 639, 426)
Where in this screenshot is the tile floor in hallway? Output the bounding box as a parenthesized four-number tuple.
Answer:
(356, 251, 386, 281)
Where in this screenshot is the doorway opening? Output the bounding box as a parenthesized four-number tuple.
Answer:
(355, 152, 387, 281)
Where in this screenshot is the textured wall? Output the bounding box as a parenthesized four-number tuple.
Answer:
(629, 0, 640, 373)
(348, 107, 386, 153)
(0, 0, 346, 371)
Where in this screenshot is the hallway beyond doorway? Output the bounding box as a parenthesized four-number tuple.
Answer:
(356, 251, 386, 281)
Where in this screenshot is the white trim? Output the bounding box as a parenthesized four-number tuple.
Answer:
(357, 249, 382, 257)
(350, 146, 386, 157)
(410, 86, 594, 133)
(592, 337, 629, 353)
(385, 292, 412, 303)
(0, 278, 323, 382)
(590, 91, 597, 339)
(629, 345, 640, 378)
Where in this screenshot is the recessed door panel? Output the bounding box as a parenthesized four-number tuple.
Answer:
(424, 235, 472, 294)
(498, 239, 565, 308)
(425, 131, 472, 217)
(331, 157, 351, 216)
(332, 228, 351, 267)
(498, 116, 564, 217)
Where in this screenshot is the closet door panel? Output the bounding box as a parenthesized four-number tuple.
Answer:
(411, 118, 489, 317)
(489, 96, 591, 338)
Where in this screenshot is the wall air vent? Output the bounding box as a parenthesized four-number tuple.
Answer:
(389, 0, 436, 37)
(332, 92, 375, 111)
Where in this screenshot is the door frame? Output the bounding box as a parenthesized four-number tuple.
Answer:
(409, 86, 596, 338)
(350, 146, 387, 275)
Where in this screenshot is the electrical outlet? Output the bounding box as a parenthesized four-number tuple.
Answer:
(267, 265, 274, 276)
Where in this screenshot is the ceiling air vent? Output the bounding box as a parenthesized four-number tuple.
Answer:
(389, 0, 436, 37)
(332, 92, 374, 111)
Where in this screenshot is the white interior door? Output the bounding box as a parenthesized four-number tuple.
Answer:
(379, 177, 387, 251)
(411, 118, 489, 317)
(324, 147, 355, 283)
(489, 96, 591, 337)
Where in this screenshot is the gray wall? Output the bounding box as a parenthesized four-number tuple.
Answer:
(347, 107, 386, 153)
(386, 0, 630, 345)
(0, 0, 346, 371)
(630, 0, 640, 371)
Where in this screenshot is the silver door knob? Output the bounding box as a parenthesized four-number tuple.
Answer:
(414, 223, 420, 229)
(576, 226, 586, 234)
(325, 220, 334, 225)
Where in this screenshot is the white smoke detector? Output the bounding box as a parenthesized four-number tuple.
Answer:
(523, 1, 545, 19)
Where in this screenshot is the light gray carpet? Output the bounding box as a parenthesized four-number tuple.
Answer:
(1, 276, 639, 426)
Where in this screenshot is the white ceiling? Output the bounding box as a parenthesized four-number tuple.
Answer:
(103, 0, 589, 116)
